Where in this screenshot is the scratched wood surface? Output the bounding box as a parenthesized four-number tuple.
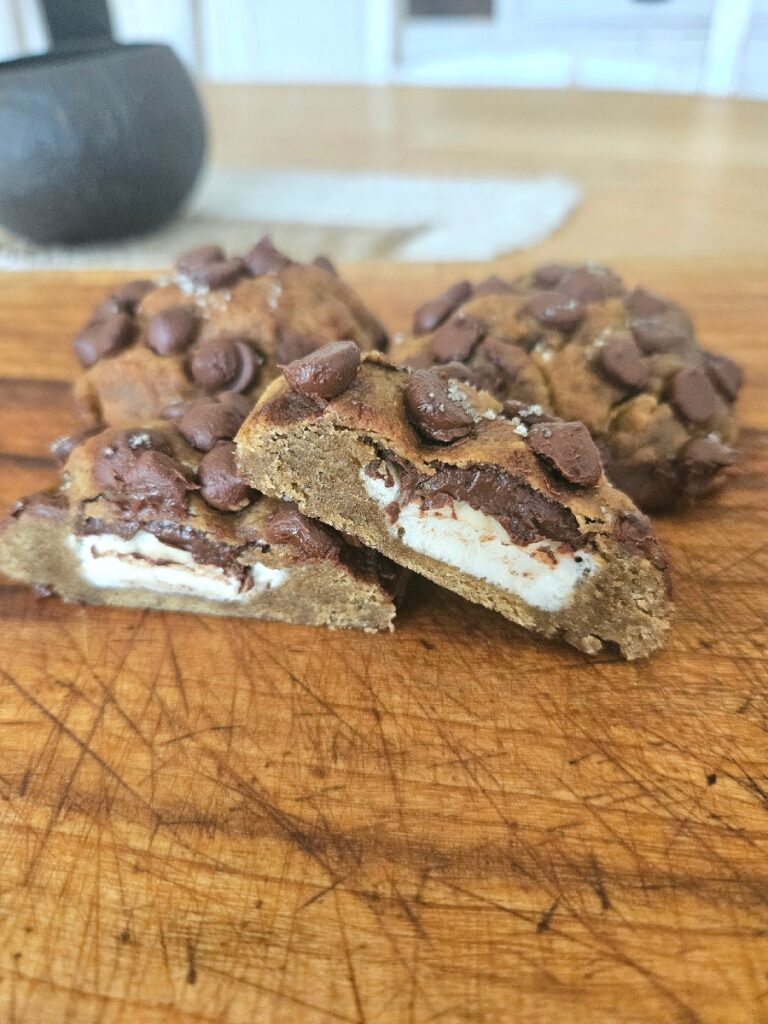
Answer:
(0, 263, 766, 1024)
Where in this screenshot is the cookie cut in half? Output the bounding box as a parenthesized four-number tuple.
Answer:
(0, 422, 406, 633)
(392, 264, 741, 511)
(236, 347, 672, 659)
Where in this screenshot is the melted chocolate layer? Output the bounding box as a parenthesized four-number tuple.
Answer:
(149, 520, 255, 573)
(395, 460, 585, 548)
(77, 506, 399, 593)
(78, 514, 255, 575)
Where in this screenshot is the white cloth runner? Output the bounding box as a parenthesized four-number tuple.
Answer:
(0, 167, 580, 268)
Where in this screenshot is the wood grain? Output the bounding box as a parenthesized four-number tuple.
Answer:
(0, 263, 766, 1024)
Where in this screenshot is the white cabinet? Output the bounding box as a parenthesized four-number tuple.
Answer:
(2, 0, 765, 97)
(400, 0, 746, 93)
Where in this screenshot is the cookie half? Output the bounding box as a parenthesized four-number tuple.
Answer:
(0, 423, 405, 632)
(237, 349, 672, 659)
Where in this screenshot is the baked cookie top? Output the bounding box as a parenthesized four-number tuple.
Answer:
(73, 238, 387, 428)
(391, 264, 741, 510)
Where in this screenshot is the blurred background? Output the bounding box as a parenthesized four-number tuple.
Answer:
(2, 0, 766, 97)
(1, 0, 766, 270)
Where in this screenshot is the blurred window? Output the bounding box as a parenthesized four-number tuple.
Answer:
(410, 1, 494, 16)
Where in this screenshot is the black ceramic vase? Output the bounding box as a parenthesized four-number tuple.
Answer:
(0, 0, 206, 244)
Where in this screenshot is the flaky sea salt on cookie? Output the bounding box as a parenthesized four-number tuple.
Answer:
(72, 237, 387, 429)
(392, 265, 741, 511)
(236, 348, 672, 659)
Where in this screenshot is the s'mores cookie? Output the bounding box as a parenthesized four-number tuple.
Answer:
(392, 265, 741, 511)
(0, 422, 405, 632)
(236, 346, 672, 658)
(1, 241, 405, 630)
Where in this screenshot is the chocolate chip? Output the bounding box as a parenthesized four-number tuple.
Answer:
(532, 264, 568, 289)
(176, 244, 243, 288)
(558, 266, 622, 303)
(676, 436, 737, 499)
(276, 327, 321, 365)
(600, 457, 677, 514)
(146, 306, 200, 356)
(91, 429, 159, 487)
(189, 338, 240, 390)
(671, 368, 717, 423)
(596, 332, 650, 389)
(190, 258, 244, 289)
(625, 287, 669, 317)
(631, 312, 691, 354)
(430, 316, 485, 363)
(264, 503, 341, 559)
(50, 428, 100, 465)
(523, 291, 585, 330)
(527, 421, 602, 487)
(162, 394, 248, 424)
(615, 507, 653, 540)
(312, 254, 338, 276)
(413, 280, 472, 335)
(73, 313, 134, 367)
(93, 430, 195, 514)
(190, 337, 261, 393)
(244, 236, 291, 276)
(160, 400, 192, 420)
(226, 341, 262, 393)
(705, 353, 742, 402)
(679, 435, 736, 472)
(126, 450, 195, 513)
(479, 337, 528, 379)
(109, 279, 155, 312)
(282, 340, 361, 399)
(177, 244, 225, 275)
(472, 275, 514, 298)
(502, 400, 557, 425)
(436, 361, 477, 385)
(198, 441, 252, 512)
(404, 369, 473, 443)
(177, 400, 246, 452)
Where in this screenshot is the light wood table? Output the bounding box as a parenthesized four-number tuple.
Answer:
(203, 84, 768, 266)
(0, 88, 766, 1024)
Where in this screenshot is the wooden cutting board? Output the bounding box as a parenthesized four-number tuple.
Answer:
(0, 263, 766, 1024)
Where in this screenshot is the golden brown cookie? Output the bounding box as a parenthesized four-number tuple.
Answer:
(237, 352, 672, 659)
(0, 421, 405, 632)
(73, 238, 387, 428)
(392, 265, 741, 511)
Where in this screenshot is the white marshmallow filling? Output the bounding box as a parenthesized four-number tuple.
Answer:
(70, 530, 288, 602)
(361, 464, 600, 612)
